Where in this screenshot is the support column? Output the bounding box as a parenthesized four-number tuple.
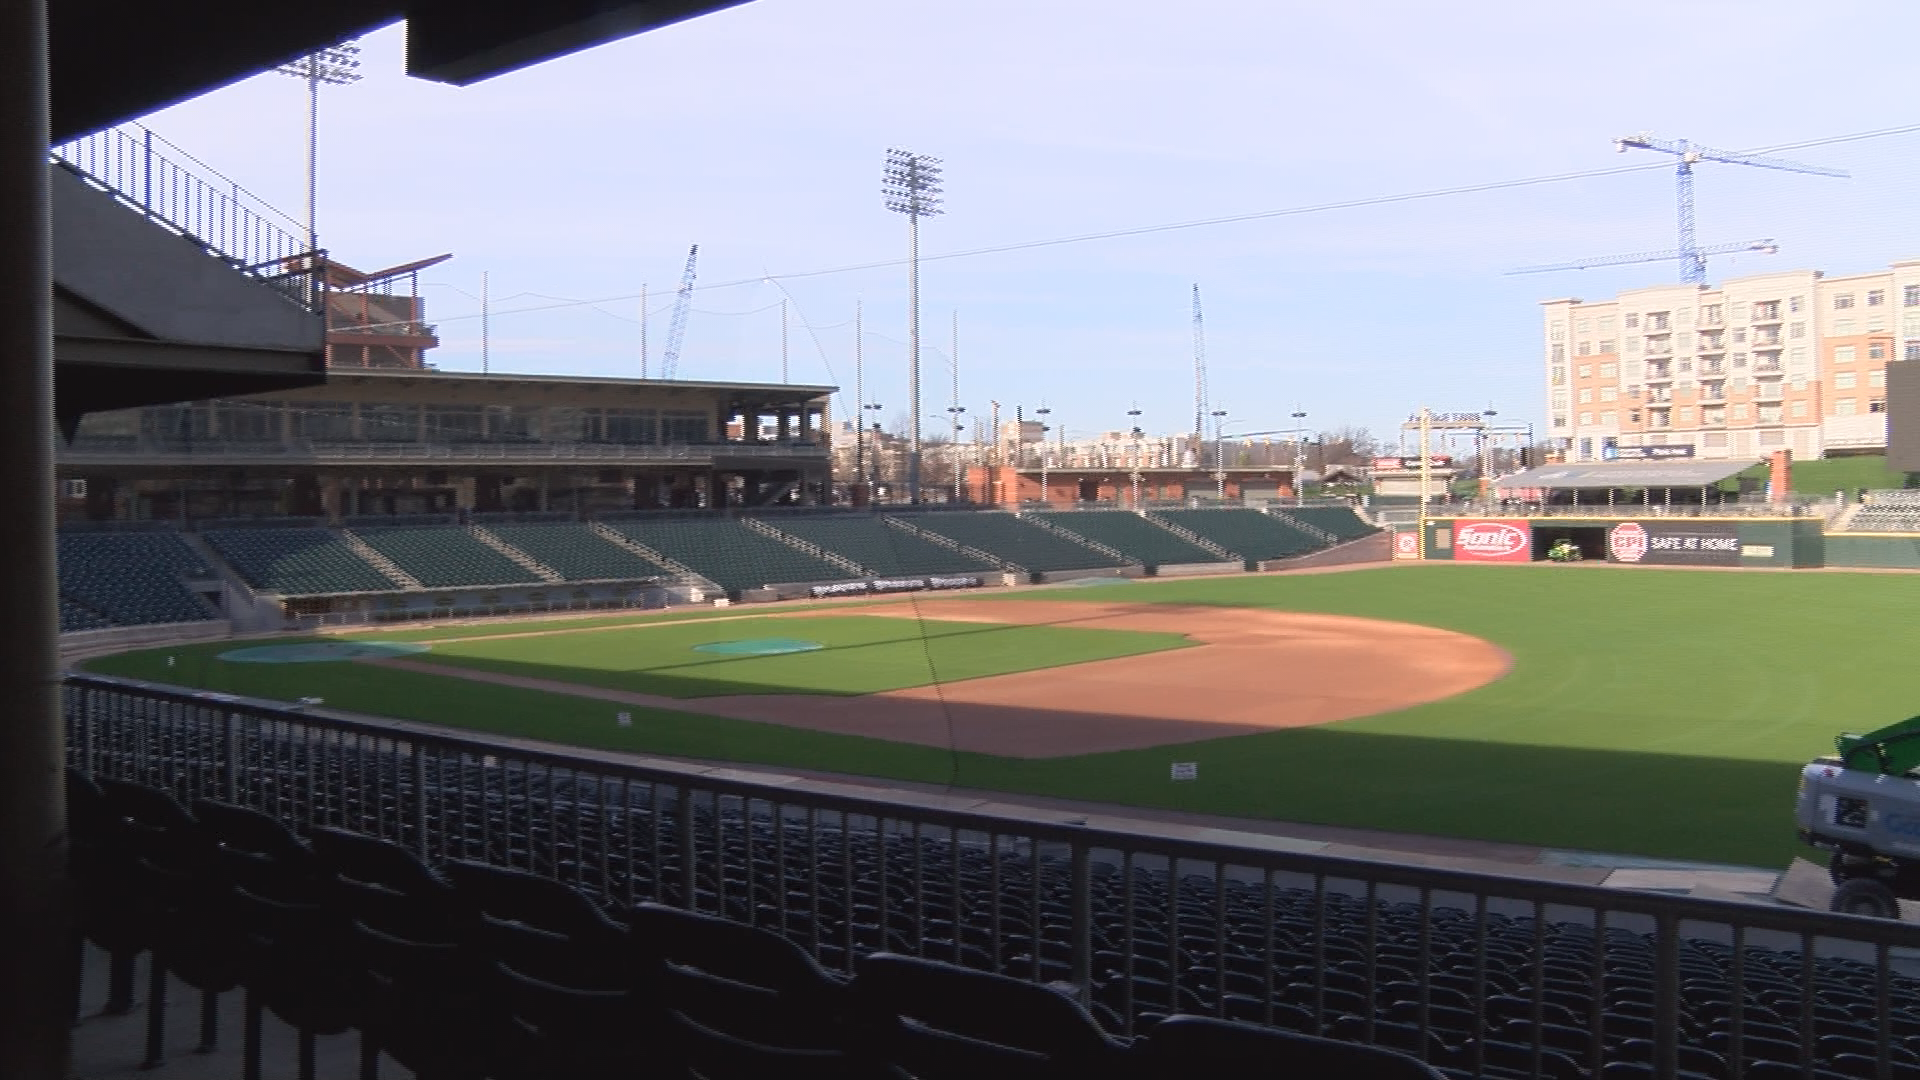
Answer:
(0, 2, 72, 1074)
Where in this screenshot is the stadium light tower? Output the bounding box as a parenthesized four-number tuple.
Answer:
(277, 39, 362, 257)
(883, 148, 944, 504)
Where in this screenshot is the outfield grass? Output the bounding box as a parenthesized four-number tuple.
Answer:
(85, 565, 1920, 867)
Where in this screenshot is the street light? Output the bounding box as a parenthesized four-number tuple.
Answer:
(946, 404, 967, 501)
(1210, 409, 1229, 501)
(882, 148, 944, 504)
(277, 40, 361, 258)
(1035, 406, 1052, 506)
(1127, 405, 1144, 507)
(862, 402, 885, 496)
(1479, 406, 1499, 506)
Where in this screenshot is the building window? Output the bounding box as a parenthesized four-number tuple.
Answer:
(1908, 342, 1920, 362)
(1732, 302, 1749, 322)
(1906, 284, 1920, 307)
(1576, 318, 1591, 334)
(1551, 392, 1568, 409)
(1629, 410, 1641, 423)
(1625, 313, 1640, 328)
(1599, 340, 1615, 355)
(1754, 301, 1780, 321)
(1552, 344, 1566, 362)
(1835, 319, 1856, 337)
(1599, 316, 1616, 332)
(1578, 364, 1592, 379)
(1577, 342, 1592, 357)
(1600, 387, 1617, 402)
(1553, 415, 1567, 428)
(1834, 293, 1854, 310)
(1677, 308, 1694, 328)
(1601, 411, 1616, 427)
(1579, 412, 1593, 427)
(1627, 337, 1641, 354)
(1790, 296, 1804, 314)
(1703, 303, 1723, 324)
(1868, 316, 1886, 333)
(1868, 289, 1885, 307)
(1790, 322, 1805, 339)
(1733, 352, 1747, 368)
(1578, 389, 1593, 404)
(1551, 365, 1566, 385)
(1835, 372, 1857, 389)
(1628, 385, 1642, 399)
(1872, 400, 1888, 414)
(1733, 404, 1749, 420)
(1791, 401, 1808, 418)
(1677, 332, 1692, 352)
(1550, 321, 1566, 341)
(1759, 405, 1782, 424)
(1790, 376, 1808, 391)
(1733, 329, 1746, 344)
(1680, 407, 1695, 422)
(1789, 347, 1808, 367)
(1834, 399, 1857, 416)
(1731, 377, 1748, 392)
(1599, 362, 1617, 378)
(1704, 432, 1728, 448)
(1870, 370, 1886, 389)
(1834, 345, 1857, 363)
(1647, 311, 1670, 331)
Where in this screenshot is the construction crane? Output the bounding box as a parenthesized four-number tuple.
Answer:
(1509, 239, 1780, 278)
(661, 244, 698, 380)
(1629, 133, 1843, 285)
(1191, 284, 1207, 444)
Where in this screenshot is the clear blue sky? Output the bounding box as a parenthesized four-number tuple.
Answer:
(131, 0, 1920, 452)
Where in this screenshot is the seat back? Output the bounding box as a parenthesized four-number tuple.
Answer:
(445, 859, 629, 987)
(309, 826, 457, 941)
(631, 902, 848, 1051)
(1131, 1015, 1444, 1079)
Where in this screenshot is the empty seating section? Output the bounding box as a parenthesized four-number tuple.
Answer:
(1848, 508, 1920, 532)
(57, 531, 215, 627)
(607, 517, 856, 591)
(766, 515, 996, 576)
(60, 597, 114, 632)
(896, 512, 1121, 572)
(1283, 505, 1380, 541)
(203, 527, 397, 595)
(352, 526, 540, 588)
(72, 709, 1920, 1079)
(1031, 511, 1223, 566)
(484, 522, 669, 581)
(1153, 508, 1322, 559)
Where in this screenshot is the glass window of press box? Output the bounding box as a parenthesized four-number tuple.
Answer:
(73, 402, 715, 446)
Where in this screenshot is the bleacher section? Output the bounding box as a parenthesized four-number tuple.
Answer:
(354, 526, 541, 589)
(1031, 511, 1225, 566)
(1152, 508, 1323, 561)
(72, 712, 1920, 1080)
(606, 516, 857, 592)
(895, 512, 1124, 572)
(484, 522, 670, 581)
(766, 515, 998, 576)
(203, 527, 397, 595)
(57, 531, 216, 628)
(1282, 505, 1380, 542)
(1847, 509, 1920, 532)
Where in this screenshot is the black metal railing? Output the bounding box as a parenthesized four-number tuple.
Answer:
(52, 124, 323, 313)
(62, 672, 1920, 1080)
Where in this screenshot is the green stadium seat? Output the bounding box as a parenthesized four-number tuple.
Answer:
(1280, 506, 1380, 542)
(203, 527, 397, 595)
(891, 513, 1122, 573)
(354, 527, 542, 589)
(760, 515, 996, 576)
(604, 517, 858, 592)
(1150, 509, 1324, 561)
(483, 523, 670, 582)
(57, 531, 217, 628)
(1030, 511, 1226, 567)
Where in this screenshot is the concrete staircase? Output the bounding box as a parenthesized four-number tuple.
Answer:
(1139, 512, 1236, 559)
(1017, 512, 1136, 565)
(739, 516, 870, 576)
(471, 526, 564, 584)
(884, 516, 1020, 574)
(336, 529, 424, 590)
(588, 522, 721, 596)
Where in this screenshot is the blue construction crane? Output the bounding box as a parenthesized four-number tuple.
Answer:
(1513, 133, 1846, 285)
(1614, 133, 1845, 284)
(1509, 238, 1779, 277)
(661, 243, 699, 380)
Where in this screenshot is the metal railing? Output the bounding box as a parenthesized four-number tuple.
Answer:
(62, 673, 1920, 1080)
(52, 124, 322, 312)
(58, 438, 829, 464)
(1490, 502, 1819, 519)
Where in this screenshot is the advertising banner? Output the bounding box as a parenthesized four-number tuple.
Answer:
(1606, 521, 1740, 566)
(1451, 519, 1533, 563)
(1611, 444, 1696, 461)
(807, 575, 986, 599)
(1391, 531, 1420, 560)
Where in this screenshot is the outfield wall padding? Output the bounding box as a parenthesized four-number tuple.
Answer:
(1824, 533, 1920, 569)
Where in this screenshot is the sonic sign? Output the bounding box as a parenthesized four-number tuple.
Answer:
(1452, 520, 1532, 563)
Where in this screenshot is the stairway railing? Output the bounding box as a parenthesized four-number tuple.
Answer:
(52, 124, 324, 313)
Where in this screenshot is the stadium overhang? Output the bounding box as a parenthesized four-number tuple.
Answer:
(1499, 460, 1761, 490)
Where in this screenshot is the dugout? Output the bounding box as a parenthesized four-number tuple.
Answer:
(1531, 524, 1606, 560)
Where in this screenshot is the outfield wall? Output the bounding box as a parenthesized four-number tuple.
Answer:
(1421, 517, 1827, 568)
(1823, 533, 1920, 569)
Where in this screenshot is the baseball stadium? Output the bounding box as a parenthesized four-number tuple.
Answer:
(23, 3, 1920, 1079)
